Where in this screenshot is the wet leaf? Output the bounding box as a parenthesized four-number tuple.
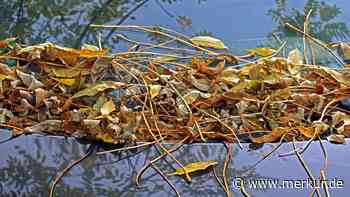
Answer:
(167, 160, 218, 176)
(190, 36, 228, 50)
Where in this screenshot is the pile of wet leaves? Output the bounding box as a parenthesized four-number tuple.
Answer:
(1, 26, 350, 147)
(3, 24, 350, 197)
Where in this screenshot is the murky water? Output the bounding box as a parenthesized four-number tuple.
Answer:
(1, 0, 350, 196)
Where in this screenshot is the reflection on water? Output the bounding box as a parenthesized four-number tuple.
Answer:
(1, 0, 350, 196)
(0, 132, 349, 197)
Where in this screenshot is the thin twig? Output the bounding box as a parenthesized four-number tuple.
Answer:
(104, 0, 151, 43)
(285, 22, 346, 67)
(222, 142, 232, 197)
(151, 163, 181, 197)
(96, 141, 156, 155)
(292, 138, 321, 197)
(49, 144, 95, 197)
(303, 9, 313, 64)
(136, 137, 188, 185)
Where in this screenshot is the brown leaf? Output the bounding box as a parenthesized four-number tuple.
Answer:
(252, 127, 288, 143)
(35, 88, 47, 108)
(327, 134, 346, 145)
(297, 126, 316, 138)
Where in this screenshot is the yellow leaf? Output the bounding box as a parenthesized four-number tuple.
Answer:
(252, 127, 288, 143)
(167, 160, 218, 177)
(190, 36, 228, 50)
(247, 47, 276, 57)
(288, 49, 303, 64)
(100, 100, 116, 116)
(96, 133, 114, 144)
(58, 78, 76, 86)
(0, 74, 8, 80)
(150, 85, 162, 99)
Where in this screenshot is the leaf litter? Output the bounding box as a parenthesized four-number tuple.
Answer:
(0, 21, 349, 196)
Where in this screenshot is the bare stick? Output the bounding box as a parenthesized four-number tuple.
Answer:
(96, 141, 156, 155)
(91, 24, 218, 55)
(136, 137, 188, 185)
(222, 143, 232, 197)
(213, 167, 227, 194)
(292, 138, 321, 197)
(247, 134, 286, 171)
(303, 9, 313, 64)
(285, 22, 345, 67)
(49, 144, 95, 197)
(279, 131, 317, 157)
(240, 178, 252, 197)
(151, 163, 181, 197)
(320, 170, 330, 197)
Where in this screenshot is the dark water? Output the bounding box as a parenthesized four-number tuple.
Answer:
(1, 0, 350, 196)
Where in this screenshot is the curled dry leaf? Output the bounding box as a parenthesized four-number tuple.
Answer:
(16, 69, 44, 90)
